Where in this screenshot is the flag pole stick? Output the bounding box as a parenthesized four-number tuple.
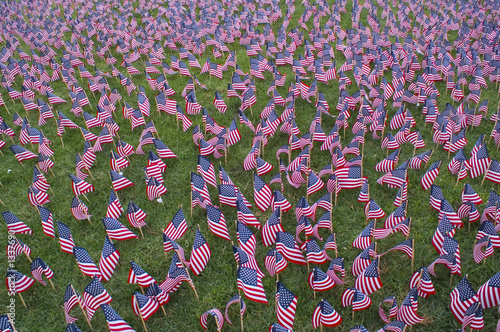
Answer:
(481, 161, 492, 186)
(17, 293, 26, 307)
(6, 313, 16, 332)
(239, 296, 244, 332)
(138, 309, 148, 332)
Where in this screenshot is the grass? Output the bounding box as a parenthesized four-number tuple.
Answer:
(0, 0, 499, 331)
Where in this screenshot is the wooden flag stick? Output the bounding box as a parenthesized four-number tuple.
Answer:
(481, 160, 492, 186)
(6, 313, 16, 332)
(47, 278, 55, 290)
(17, 293, 26, 307)
(238, 290, 244, 332)
(138, 309, 148, 332)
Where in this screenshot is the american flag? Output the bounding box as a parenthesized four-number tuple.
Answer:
(379, 295, 398, 323)
(262, 208, 284, 246)
(396, 287, 423, 325)
(190, 228, 211, 276)
(420, 160, 442, 190)
(101, 304, 135, 332)
(30, 257, 53, 286)
(276, 281, 297, 330)
(57, 221, 76, 254)
(237, 199, 261, 229)
(265, 249, 288, 277)
(83, 277, 112, 320)
(224, 294, 246, 325)
(2, 211, 32, 234)
(206, 205, 230, 241)
(312, 299, 342, 328)
(351, 243, 375, 276)
(303, 239, 328, 265)
(102, 217, 138, 241)
(128, 260, 155, 288)
(99, 236, 120, 282)
(409, 267, 435, 298)
(127, 201, 147, 228)
(352, 220, 374, 250)
(450, 276, 478, 323)
(163, 207, 187, 240)
(71, 196, 91, 221)
(462, 302, 484, 330)
(9, 144, 38, 162)
(109, 170, 134, 191)
(0, 314, 15, 331)
(63, 284, 82, 324)
(197, 155, 217, 187)
(6, 269, 34, 295)
(36, 206, 54, 237)
(73, 247, 102, 280)
(105, 189, 123, 219)
(308, 267, 336, 292)
(341, 287, 372, 311)
(132, 292, 159, 321)
(237, 266, 268, 304)
(355, 257, 383, 295)
(477, 271, 500, 309)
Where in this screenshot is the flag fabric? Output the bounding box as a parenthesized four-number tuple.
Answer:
(30, 257, 53, 286)
(71, 196, 91, 220)
(101, 304, 135, 332)
(206, 205, 231, 241)
(379, 295, 398, 323)
(190, 228, 211, 275)
(341, 287, 372, 311)
(63, 284, 83, 324)
(276, 232, 307, 265)
(421, 160, 442, 190)
(128, 260, 155, 288)
(355, 258, 383, 295)
(163, 207, 188, 240)
(224, 294, 246, 325)
(265, 248, 288, 277)
(254, 173, 272, 212)
(477, 271, 500, 309)
(99, 236, 120, 282)
(2, 211, 32, 234)
(276, 281, 298, 330)
(109, 170, 134, 191)
(102, 217, 138, 241)
(200, 308, 224, 330)
(83, 277, 112, 320)
(450, 276, 478, 323)
(462, 302, 484, 330)
(6, 269, 34, 294)
(397, 287, 423, 325)
(132, 292, 159, 321)
(73, 247, 102, 280)
(57, 221, 76, 254)
(312, 299, 342, 328)
(106, 189, 123, 219)
(308, 267, 336, 292)
(237, 266, 268, 304)
(126, 201, 147, 228)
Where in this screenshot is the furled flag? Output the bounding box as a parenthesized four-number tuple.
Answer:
(163, 207, 188, 240)
(351, 243, 376, 276)
(206, 205, 231, 241)
(397, 288, 424, 326)
(6, 269, 34, 294)
(102, 217, 138, 241)
(190, 227, 211, 275)
(308, 267, 336, 292)
(110, 170, 134, 191)
(237, 199, 261, 229)
(200, 308, 224, 330)
(477, 271, 500, 309)
(254, 173, 272, 211)
(421, 160, 442, 190)
(101, 304, 135, 332)
(450, 276, 478, 323)
(341, 287, 372, 311)
(7, 236, 30, 261)
(2, 211, 32, 234)
(128, 260, 155, 288)
(379, 295, 398, 323)
(99, 236, 120, 282)
(468, 145, 490, 178)
(127, 201, 147, 229)
(276, 232, 306, 265)
(352, 220, 374, 249)
(0, 314, 15, 331)
(409, 267, 435, 298)
(262, 208, 285, 246)
(276, 281, 298, 330)
(106, 189, 123, 219)
(132, 292, 159, 321)
(237, 266, 268, 304)
(265, 249, 288, 276)
(355, 257, 383, 295)
(197, 155, 217, 187)
(63, 284, 83, 324)
(312, 299, 342, 328)
(224, 294, 246, 325)
(57, 221, 76, 254)
(30, 257, 53, 286)
(461, 183, 483, 205)
(71, 196, 91, 221)
(83, 277, 113, 320)
(73, 247, 102, 280)
(365, 199, 386, 220)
